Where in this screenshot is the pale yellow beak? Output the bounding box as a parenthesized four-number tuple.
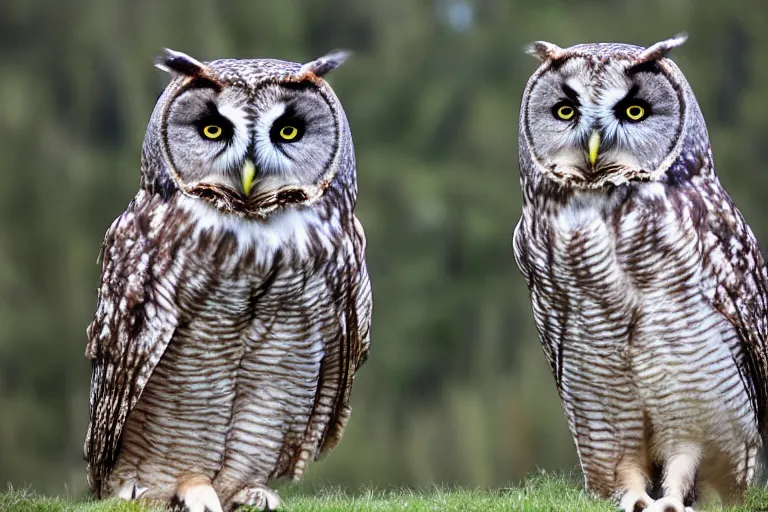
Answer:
(588, 130, 601, 167)
(241, 160, 256, 196)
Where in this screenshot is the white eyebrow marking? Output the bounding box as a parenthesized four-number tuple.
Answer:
(258, 103, 288, 133)
(565, 77, 588, 100)
(602, 85, 631, 109)
(211, 102, 250, 174)
(254, 103, 290, 173)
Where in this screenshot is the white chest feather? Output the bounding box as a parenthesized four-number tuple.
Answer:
(527, 184, 755, 448)
(177, 195, 336, 265)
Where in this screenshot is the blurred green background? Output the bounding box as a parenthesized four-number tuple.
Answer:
(1, 0, 767, 498)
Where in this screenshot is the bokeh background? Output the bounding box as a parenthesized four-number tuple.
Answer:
(1, 0, 768, 498)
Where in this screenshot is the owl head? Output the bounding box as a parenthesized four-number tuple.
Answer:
(141, 49, 355, 218)
(519, 34, 707, 189)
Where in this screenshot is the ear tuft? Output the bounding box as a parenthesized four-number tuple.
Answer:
(525, 41, 565, 62)
(299, 50, 351, 77)
(637, 33, 688, 62)
(155, 48, 208, 76)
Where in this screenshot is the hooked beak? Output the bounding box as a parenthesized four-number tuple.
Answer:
(588, 130, 601, 167)
(241, 160, 256, 196)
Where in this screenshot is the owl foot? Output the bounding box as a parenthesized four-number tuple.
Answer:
(644, 497, 686, 512)
(230, 485, 280, 511)
(117, 480, 148, 500)
(170, 474, 224, 512)
(619, 490, 654, 512)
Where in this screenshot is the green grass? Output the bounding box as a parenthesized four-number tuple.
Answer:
(2, 475, 768, 511)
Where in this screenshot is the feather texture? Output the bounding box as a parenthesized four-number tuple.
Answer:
(515, 39, 768, 509)
(85, 189, 371, 507)
(85, 191, 188, 492)
(85, 49, 369, 511)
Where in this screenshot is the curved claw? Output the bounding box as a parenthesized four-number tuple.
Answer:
(619, 490, 655, 512)
(645, 497, 686, 512)
(230, 485, 280, 511)
(170, 475, 223, 512)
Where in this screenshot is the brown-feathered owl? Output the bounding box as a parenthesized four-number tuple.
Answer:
(84, 49, 372, 512)
(513, 34, 768, 512)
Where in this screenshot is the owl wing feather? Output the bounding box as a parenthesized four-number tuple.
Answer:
(316, 216, 372, 456)
(513, 216, 565, 388)
(84, 191, 192, 495)
(694, 184, 768, 435)
(513, 219, 532, 285)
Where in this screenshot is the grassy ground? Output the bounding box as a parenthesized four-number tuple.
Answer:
(2, 475, 768, 512)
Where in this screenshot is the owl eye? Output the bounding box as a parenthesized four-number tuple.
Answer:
(279, 126, 299, 140)
(552, 101, 578, 121)
(615, 95, 651, 123)
(203, 125, 223, 139)
(195, 113, 233, 141)
(625, 104, 647, 122)
(270, 117, 305, 143)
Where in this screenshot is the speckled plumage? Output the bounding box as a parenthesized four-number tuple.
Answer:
(514, 36, 768, 511)
(84, 50, 371, 512)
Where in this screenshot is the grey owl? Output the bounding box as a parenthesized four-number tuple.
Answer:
(84, 49, 372, 512)
(513, 34, 768, 512)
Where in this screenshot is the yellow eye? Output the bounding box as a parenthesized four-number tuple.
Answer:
(203, 125, 223, 139)
(626, 105, 645, 121)
(556, 105, 575, 120)
(279, 126, 299, 140)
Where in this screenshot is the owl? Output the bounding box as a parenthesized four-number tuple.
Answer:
(513, 34, 768, 512)
(84, 49, 372, 512)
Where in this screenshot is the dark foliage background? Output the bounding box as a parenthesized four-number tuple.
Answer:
(1, 0, 767, 496)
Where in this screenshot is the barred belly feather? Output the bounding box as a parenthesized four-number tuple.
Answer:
(86, 189, 371, 509)
(514, 179, 764, 503)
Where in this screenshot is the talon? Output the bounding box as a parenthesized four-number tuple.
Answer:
(171, 475, 223, 512)
(645, 497, 686, 512)
(620, 490, 654, 512)
(230, 486, 280, 511)
(117, 480, 148, 500)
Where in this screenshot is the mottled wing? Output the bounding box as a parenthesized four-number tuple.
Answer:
(317, 216, 372, 455)
(513, 215, 564, 388)
(84, 191, 192, 494)
(693, 180, 768, 434)
(513, 218, 532, 284)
